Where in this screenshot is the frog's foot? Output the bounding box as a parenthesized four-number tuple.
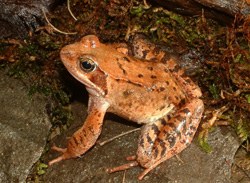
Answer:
(107, 155, 137, 173)
(48, 145, 70, 166)
(138, 160, 166, 180)
(107, 161, 139, 173)
(108, 161, 155, 180)
(51, 145, 67, 153)
(107, 155, 157, 180)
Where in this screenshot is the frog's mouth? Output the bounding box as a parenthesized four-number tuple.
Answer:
(69, 71, 105, 97)
(85, 86, 103, 97)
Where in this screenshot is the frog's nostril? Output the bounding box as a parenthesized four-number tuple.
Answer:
(60, 50, 73, 58)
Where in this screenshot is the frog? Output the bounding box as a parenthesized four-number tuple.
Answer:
(48, 35, 204, 180)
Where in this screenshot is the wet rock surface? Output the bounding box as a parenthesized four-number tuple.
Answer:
(232, 147, 250, 183)
(195, 0, 250, 15)
(0, 70, 51, 183)
(43, 101, 240, 183)
(0, 0, 60, 38)
(154, 0, 250, 23)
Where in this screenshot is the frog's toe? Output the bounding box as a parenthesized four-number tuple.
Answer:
(48, 155, 65, 166)
(48, 145, 68, 165)
(51, 145, 67, 153)
(107, 161, 139, 173)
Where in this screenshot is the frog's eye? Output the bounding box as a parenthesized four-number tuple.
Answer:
(79, 57, 97, 72)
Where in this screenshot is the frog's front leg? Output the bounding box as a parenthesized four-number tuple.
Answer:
(48, 96, 109, 165)
(136, 98, 204, 179)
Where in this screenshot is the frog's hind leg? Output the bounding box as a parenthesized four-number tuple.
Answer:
(136, 98, 204, 180)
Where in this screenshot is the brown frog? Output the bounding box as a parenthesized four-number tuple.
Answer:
(48, 35, 204, 180)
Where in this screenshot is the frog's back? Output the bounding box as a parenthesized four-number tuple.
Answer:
(106, 71, 186, 124)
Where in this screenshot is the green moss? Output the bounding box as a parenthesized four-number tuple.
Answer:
(235, 118, 249, 142)
(130, 4, 147, 17)
(246, 94, 250, 104)
(209, 83, 220, 99)
(36, 163, 48, 175)
(198, 131, 213, 153)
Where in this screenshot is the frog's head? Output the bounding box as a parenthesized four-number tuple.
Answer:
(60, 35, 108, 97)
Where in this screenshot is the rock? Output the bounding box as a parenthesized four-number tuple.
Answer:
(43, 101, 240, 182)
(195, 0, 250, 15)
(154, 0, 250, 23)
(0, 0, 60, 38)
(0, 70, 51, 183)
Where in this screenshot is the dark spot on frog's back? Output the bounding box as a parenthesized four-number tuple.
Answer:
(170, 65, 181, 73)
(147, 66, 153, 71)
(151, 75, 157, 79)
(157, 87, 165, 92)
(123, 90, 133, 97)
(138, 74, 143, 78)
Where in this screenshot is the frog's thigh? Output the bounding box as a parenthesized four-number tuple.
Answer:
(137, 99, 204, 168)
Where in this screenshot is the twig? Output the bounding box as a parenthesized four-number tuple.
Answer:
(143, 0, 151, 9)
(42, 8, 77, 35)
(122, 170, 126, 183)
(235, 163, 250, 180)
(202, 105, 229, 129)
(98, 128, 141, 146)
(175, 154, 184, 164)
(67, 0, 78, 21)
